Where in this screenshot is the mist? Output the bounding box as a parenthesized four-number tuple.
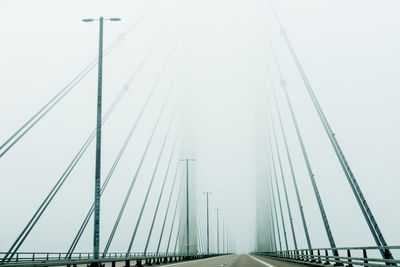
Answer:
(1, 0, 400, 256)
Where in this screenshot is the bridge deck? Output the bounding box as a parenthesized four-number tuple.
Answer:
(156, 254, 304, 267)
(99, 254, 305, 267)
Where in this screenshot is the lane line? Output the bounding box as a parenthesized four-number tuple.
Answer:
(160, 254, 237, 267)
(247, 254, 275, 267)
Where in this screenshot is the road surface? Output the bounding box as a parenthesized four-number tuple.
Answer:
(159, 254, 307, 267)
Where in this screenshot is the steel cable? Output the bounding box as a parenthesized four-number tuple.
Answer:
(102, 52, 176, 254)
(0, 1, 160, 158)
(268, 1, 392, 259)
(143, 137, 179, 254)
(155, 161, 180, 254)
(166, 182, 182, 253)
(126, 105, 178, 255)
(66, 28, 169, 257)
(1, 27, 167, 262)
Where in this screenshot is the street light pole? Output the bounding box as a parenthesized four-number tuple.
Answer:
(215, 208, 221, 254)
(82, 16, 121, 262)
(180, 158, 195, 255)
(223, 220, 225, 254)
(93, 15, 103, 262)
(202, 192, 212, 254)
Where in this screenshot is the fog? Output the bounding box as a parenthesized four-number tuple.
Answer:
(1, 0, 400, 255)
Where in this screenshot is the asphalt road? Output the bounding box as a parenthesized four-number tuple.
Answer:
(160, 254, 307, 267)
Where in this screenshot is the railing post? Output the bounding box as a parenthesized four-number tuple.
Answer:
(363, 249, 368, 265)
(324, 249, 330, 265)
(310, 249, 315, 262)
(317, 249, 322, 264)
(333, 249, 343, 266)
(346, 249, 353, 267)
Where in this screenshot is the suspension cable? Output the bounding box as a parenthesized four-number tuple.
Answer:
(267, 160, 282, 252)
(264, 14, 339, 256)
(143, 136, 179, 253)
(0, 1, 160, 158)
(267, 0, 392, 260)
(166, 183, 182, 253)
(102, 51, 176, 255)
(156, 161, 180, 254)
(1, 28, 169, 263)
(267, 131, 289, 251)
(198, 215, 206, 253)
(1, 82, 124, 263)
(126, 106, 178, 255)
(268, 81, 312, 251)
(269, 110, 298, 251)
(265, 175, 277, 252)
(65, 31, 168, 257)
(174, 208, 185, 254)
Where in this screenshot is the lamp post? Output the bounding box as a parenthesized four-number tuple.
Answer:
(214, 208, 221, 254)
(180, 158, 195, 255)
(202, 192, 212, 254)
(222, 219, 225, 254)
(82, 16, 121, 263)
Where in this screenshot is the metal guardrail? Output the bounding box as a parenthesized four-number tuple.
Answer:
(255, 246, 400, 266)
(0, 252, 223, 267)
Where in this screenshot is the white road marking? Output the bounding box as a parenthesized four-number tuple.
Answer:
(162, 254, 236, 266)
(247, 255, 275, 267)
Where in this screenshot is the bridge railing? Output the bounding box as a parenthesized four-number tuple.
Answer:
(0, 252, 219, 265)
(256, 246, 400, 266)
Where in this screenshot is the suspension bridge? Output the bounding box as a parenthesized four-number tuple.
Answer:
(1, 0, 398, 266)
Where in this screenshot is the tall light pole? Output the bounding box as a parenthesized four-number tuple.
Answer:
(222, 218, 225, 254)
(82, 16, 121, 262)
(214, 208, 221, 254)
(202, 192, 212, 254)
(180, 158, 195, 255)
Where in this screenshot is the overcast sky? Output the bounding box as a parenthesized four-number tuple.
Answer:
(1, 0, 400, 255)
